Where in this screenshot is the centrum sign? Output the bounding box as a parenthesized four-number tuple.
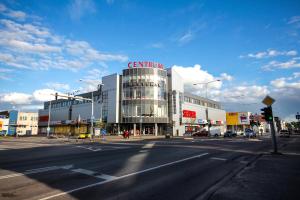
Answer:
(128, 61, 164, 69)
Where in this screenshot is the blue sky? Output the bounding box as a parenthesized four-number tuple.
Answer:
(0, 0, 300, 121)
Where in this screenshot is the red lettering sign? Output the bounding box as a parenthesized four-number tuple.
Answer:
(127, 61, 164, 69)
(39, 115, 49, 122)
(183, 110, 196, 118)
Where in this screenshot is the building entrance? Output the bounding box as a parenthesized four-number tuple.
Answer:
(144, 125, 154, 135)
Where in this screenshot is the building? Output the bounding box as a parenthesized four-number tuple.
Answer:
(226, 112, 251, 133)
(0, 111, 9, 135)
(0, 110, 39, 136)
(38, 62, 226, 136)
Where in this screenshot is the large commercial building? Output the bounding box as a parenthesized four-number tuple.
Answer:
(39, 62, 226, 136)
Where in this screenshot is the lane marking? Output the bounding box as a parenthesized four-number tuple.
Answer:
(95, 174, 117, 181)
(38, 152, 209, 200)
(210, 157, 227, 161)
(0, 165, 73, 180)
(76, 146, 102, 152)
(72, 168, 96, 176)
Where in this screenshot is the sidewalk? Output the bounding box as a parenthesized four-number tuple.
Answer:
(210, 135, 300, 200)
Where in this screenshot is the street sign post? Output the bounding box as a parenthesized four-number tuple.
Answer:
(262, 95, 278, 154)
(262, 95, 275, 106)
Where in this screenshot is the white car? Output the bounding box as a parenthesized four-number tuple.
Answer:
(209, 128, 222, 137)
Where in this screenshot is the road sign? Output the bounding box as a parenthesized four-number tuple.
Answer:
(262, 95, 275, 106)
(296, 114, 300, 120)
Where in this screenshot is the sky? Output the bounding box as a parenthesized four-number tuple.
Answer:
(0, 0, 300, 121)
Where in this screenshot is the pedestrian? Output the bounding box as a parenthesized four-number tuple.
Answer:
(127, 130, 130, 139)
(123, 130, 126, 139)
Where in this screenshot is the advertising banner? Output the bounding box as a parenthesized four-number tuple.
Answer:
(238, 112, 250, 125)
(183, 110, 196, 118)
(226, 112, 239, 125)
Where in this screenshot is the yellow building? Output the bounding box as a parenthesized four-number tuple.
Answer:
(226, 112, 251, 133)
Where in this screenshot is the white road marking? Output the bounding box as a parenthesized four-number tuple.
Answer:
(96, 174, 117, 181)
(139, 150, 148, 153)
(0, 164, 73, 180)
(38, 152, 209, 200)
(210, 157, 227, 161)
(76, 146, 102, 152)
(72, 168, 96, 176)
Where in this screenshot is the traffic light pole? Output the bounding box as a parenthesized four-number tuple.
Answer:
(269, 106, 278, 154)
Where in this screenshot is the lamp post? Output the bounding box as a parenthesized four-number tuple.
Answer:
(193, 80, 221, 131)
(47, 99, 52, 138)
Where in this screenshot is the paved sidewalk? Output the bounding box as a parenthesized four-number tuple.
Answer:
(210, 135, 300, 200)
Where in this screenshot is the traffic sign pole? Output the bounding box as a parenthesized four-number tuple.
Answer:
(269, 106, 278, 154)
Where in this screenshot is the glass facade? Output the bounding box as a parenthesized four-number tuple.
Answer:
(122, 68, 168, 123)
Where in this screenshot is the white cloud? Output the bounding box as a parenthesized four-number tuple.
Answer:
(0, 92, 32, 104)
(45, 82, 70, 91)
(271, 78, 300, 89)
(242, 49, 298, 59)
(288, 16, 300, 24)
(262, 58, 300, 71)
(293, 72, 300, 78)
(178, 31, 194, 45)
(220, 73, 233, 81)
(6, 10, 26, 21)
(68, 0, 96, 20)
(78, 68, 109, 92)
(0, 6, 128, 73)
(0, 3, 26, 21)
(172, 64, 228, 98)
(150, 42, 164, 49)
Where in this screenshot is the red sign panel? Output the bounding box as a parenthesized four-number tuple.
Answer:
(39, 115, 49, 122)
(183, 110, 196, 118)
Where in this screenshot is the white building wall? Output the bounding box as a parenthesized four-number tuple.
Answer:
(103, 74, 120, 123)
(182, 103, 226, 133)
(168, 68, 185, 136)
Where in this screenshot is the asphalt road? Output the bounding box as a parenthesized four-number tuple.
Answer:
(0, 137, 276, 200)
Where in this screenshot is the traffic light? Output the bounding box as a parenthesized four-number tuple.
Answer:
(261, 106, 273, 122)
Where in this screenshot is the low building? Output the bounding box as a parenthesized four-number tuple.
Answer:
(7, 110, 38, 136)
(226, 112, 251, 133)
(38, 62, 226, 136)
(0, 111, 9, 135)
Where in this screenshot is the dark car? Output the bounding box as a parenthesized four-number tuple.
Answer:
(279, 130, 290, 138)
(224, 131, 237, 137)
(192, 130, 208, 137)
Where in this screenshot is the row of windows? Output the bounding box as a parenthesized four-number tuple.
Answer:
(123, 87, 167, 100)
(46, 95, 102, 109)
(19, 116, 38, 121)
(123, 68, 167, 77)
(122, 104, 168, 118)
(123, 74, 166, 83)
(184, 96, 221, 109)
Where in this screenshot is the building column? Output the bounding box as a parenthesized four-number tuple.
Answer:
(133, 123, 136, 136)
(155, 123, 158, 136)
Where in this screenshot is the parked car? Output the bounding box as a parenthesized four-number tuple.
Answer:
(279, 130, 290, 138)
(78, 133, 91, 139)
(245, 129, 256, 138)
(192, 130, 208, 137)
(209, 128, 222, 137)
(224, 131, 237, 137)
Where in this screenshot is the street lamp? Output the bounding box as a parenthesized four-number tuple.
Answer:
(47, 99, 52, 138)
(79, 80, 104, 139)
(193, 80, 221, 131)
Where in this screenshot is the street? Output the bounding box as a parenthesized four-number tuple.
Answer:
(0, 136, 299, 200)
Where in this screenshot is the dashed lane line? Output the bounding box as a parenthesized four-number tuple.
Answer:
(210, 157, 227, 161)
(0, 165, 73, 180)
(38, 152, 209, 200)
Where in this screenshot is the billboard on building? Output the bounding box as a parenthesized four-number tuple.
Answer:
(238, 112, 250, 125)
(226, 112, 250, 125)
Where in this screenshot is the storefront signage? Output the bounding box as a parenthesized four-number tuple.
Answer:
(238, 112, 250, 125)
(128, 61, 164, 69)
(183, 110, 196, 118)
